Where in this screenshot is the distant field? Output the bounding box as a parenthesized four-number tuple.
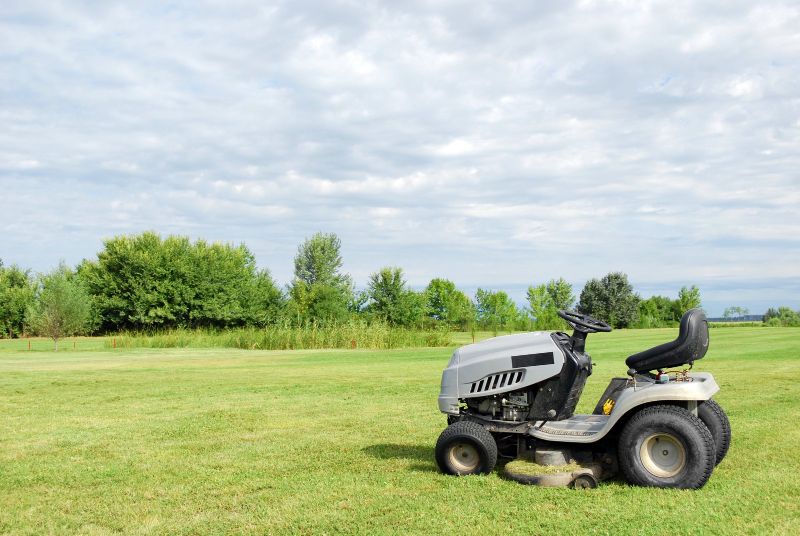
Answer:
(1, 328, 799, 534)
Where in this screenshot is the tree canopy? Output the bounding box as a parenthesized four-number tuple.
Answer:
(577, 272, 640, 328)
(293, 232, 352, 291)
(0, 262, 36, 338)
(425, 278, 474, 328)
(366, 267, 425, 327)
(288, 232, 353, 324)
(526, 278, 575, 330)
(79, 232, 283, 331)
(475, 288, 521, 333)
(26, 263, 91, 349)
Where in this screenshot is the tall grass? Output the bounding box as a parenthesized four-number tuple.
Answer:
(105, 320, 451, 350)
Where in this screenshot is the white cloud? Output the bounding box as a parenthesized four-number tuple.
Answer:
(1, 0, 799, 314)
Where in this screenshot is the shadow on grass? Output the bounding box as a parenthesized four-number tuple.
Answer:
(362, 443, 437, 472)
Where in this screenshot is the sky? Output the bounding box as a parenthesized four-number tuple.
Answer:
(1, 0, 799, 316)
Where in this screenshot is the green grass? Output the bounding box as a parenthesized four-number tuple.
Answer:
(1, 328, 798, 534)
(0, 336, 109, 352)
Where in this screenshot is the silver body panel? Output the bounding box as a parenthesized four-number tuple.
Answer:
(528, 372, 719, 443)
(438, 332, 565, 415)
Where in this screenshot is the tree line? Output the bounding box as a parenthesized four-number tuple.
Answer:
(763, 307, 800, 327)
(4, 231, 788, 346)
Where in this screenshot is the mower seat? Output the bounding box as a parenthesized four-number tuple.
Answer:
(625, 308, 709, 374)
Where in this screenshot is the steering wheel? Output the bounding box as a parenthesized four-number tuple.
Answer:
(558, 310, 612, 333)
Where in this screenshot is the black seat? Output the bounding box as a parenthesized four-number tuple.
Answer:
(626, 308, 709, 374)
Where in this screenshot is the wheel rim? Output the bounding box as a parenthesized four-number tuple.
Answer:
(447, 442, 480, 472)
(639, 433, 686, 478)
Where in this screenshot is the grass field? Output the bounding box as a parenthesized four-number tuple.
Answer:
(1, 328, 799, 535)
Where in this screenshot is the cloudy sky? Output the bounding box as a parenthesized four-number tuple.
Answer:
(1, 0, 799, 315)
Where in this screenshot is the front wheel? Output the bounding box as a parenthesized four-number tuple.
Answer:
(618, 405, 715, 489)
(435, 421, 498, 475)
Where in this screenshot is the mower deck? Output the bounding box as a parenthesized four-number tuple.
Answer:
(502, 448, 614, 488)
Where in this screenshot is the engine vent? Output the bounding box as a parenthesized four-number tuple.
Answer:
(469, 370, 524, 394)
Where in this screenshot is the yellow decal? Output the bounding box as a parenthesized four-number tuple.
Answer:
(602, 398, 615, 415)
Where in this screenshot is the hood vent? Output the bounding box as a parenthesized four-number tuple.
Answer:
(469, 370, 524, 394)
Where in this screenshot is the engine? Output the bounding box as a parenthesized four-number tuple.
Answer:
(466, 390, 531, 422)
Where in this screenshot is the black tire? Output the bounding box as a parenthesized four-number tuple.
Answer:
(618, 405, 715, 489)
(698, 399, 731, 466)
(435, 421, 498, 475)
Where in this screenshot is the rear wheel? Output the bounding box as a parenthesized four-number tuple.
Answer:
(697, 399, 731, 465)
(435, 421, 498, 475)
(618, 405, 715, 489)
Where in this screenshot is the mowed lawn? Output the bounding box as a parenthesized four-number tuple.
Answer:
(1, 329, 799, 535)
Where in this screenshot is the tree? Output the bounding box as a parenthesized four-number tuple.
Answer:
(186, 240, 284, 328)
(577, 272, 640, 328)
(366, 267, 425, 326)
(425, 278, 474, 328)
(547, 278, 575, 311)
(293, 232, 352, 291)
(79, 232, 283, 331)
(638, 295, 678, 327)
(26, 263, 91, 350)
(763, 306, 800, 327)
(0, 263, 36, 338)
(764, 307, 779, 323)
(526, 284, 549, 320)
(723, 306, 749, 321)
(289, 283, 350, 324)
(348, 289, 369, 314)
(526, 284, 556, 329)
(676, 285, 702, 316)
(289, 233, 353, 323)
(247, 270, 287, 326)
(526, 278, 574, 330)
(475, 289, 518, 334)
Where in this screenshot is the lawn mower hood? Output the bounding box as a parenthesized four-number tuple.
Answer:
(439, 331, 569, 414)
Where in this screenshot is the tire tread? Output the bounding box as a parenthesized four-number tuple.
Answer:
(618, 404, 715, 489)
(698, 399, 731, 465)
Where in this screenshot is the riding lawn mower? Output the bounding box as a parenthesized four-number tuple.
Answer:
(435, 308, 730, 489)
